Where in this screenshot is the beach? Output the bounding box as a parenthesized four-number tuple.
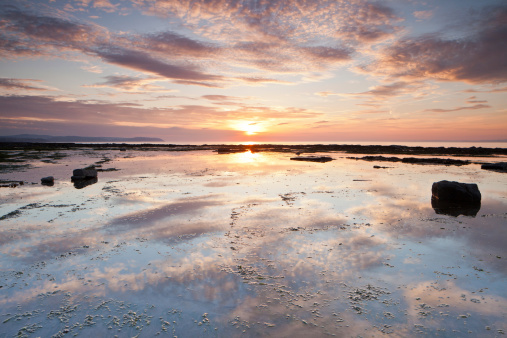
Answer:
(1, 144, 506, 337)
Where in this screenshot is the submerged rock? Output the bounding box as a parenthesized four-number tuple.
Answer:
(431, 180, 481, 217)
(41, 176, 54, 186)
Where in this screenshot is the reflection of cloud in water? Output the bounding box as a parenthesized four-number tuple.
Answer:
(1, 243, 237, 306)
(108, 195, 224, 228)
(350, 195, 507, 274)
(203, 180, 233, 187)
(404, 280, 507, 320)
(2, 151, 507, 336)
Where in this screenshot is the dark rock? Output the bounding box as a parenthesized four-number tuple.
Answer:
(120, 148, 127, 151)
(348, 156, 470, 166)
(481, 162, 507, 171)
(41, 176, 54, 186)
(71, 168, 97, 181)
(432, 180, 481, 203)
(431, 180, 481, 217)
(96, 168, 120, 172)
(290, 156, 333, 163)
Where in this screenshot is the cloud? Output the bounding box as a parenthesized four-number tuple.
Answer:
(81, 64, 103, 73)
(140, 31, 221, 57)
(137, 0, 341, 40)
(90, 0, 118, 13)
(361, 81, 414, 97)
(86, 75, 174, 92)
(413, 10, 434, 20)
(315, 91, 336, 97)
(0, 0, 402, 88)
(359, 5, 507, 84)
(236, 76, 290, 85)
(466, 97, 488, 104)
(0, 78, 51, 91)
(71, 0, 120, 13)
(330, 81, 434, 101)
(202, 95, 240, 101)
(132, 0, 402, 73)
(0, 6, 101, 52)
(424, 104, 491, 113)
(335, 2, 401, 43)
(302, 46, 352, 62)
(0, 6, 228, 86)
(0, 95, 321, 138)
(463, 86, 507, 93)
(94, 47, 225, 84)
(201, 95, 249, 105)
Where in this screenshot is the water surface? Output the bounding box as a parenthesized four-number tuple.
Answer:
(1, 149, 506, 337)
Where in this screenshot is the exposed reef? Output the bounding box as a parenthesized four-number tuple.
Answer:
(1, 142, 506, 157)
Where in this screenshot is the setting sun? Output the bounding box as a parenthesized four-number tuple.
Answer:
(232, 121, 264, 136)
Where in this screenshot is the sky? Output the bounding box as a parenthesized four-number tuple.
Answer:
(0, 0, 506, 142)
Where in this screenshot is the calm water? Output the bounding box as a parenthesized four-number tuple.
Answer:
(1, 149, 506, 337)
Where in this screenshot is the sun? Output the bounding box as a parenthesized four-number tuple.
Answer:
(232, 121, 263, 135)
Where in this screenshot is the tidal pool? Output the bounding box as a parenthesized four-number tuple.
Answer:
(1, 149, 506, 337)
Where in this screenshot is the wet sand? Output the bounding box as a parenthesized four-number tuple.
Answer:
(1, 146, 506, 337)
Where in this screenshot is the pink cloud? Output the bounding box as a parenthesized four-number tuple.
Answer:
(0, 78, 50, 91)
(140, 31, 221, 57)
(94, 48, 225, 84)
(413, 10, 434, 20)
(423, 104, 491, 113)
(85, 75, 173, 92)
(359, 5, 507, 84)
(0, 0, 403, 86)
(0, 95, 321, 135)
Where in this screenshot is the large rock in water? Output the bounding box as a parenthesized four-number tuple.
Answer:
(431, 180, 481, 217)
(71, 168, 98, 181)
(432, 180, 481, 203)
(41, 176, 54, 186)
(481, 162, 507, 171)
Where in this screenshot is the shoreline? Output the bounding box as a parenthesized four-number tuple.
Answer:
(1, 142, 507, 156)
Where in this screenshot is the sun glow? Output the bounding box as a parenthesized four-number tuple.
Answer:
(232, 121, 263, 135)
(232, 150, 261, 163)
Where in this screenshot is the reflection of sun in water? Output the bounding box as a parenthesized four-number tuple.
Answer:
(233, 121, 263, 135)
(233, 150, 260, 163)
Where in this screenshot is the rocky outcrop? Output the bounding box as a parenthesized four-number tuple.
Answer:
(481, 162, 507, 172)
(431, 180, 481, 217)
(432, 180, 481, 203)
(290, 156, 333, 163)
(41, 176, 54, 186)
(71, 168, 97, 181)
(348, 156, 470, 166)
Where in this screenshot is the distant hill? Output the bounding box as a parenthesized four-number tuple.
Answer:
(0, 134, 164, 143)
